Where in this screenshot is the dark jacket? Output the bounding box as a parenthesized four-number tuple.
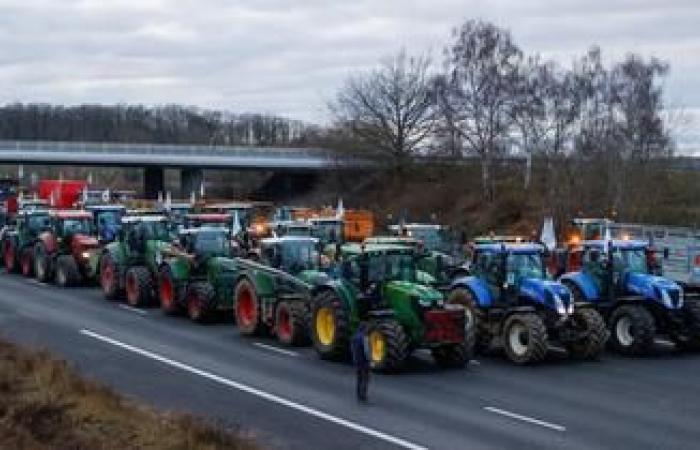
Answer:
(351, 328, 371, 369)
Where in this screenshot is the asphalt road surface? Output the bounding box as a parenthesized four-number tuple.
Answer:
(0, 272, 699, 450)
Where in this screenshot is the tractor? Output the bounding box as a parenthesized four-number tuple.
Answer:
(559, 239, 700, 354)
(2, 209, 50, 275)
(156, 227, 239, 322)
(232, 236, 327, 346)
(33, 210, 102, 287)
(99, 215, 176, 307)
(85, 204, 127, 243)
(448, 242, 608, 364)
(309, 244, 472, 372)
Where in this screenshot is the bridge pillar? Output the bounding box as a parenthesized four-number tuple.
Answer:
(144, 167, 164, 200)
(181, 168, 204, 200)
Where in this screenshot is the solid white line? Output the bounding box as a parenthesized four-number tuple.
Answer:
(484, 406, 566, 432)
(117, 304, 148, 315)
(79, 329, 428, 450)
(253, 342, 298, 357)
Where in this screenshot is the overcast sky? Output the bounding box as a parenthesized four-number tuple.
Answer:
(0, 0, 698, 153)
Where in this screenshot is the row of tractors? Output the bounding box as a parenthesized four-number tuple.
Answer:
(1, 178, 699, 372)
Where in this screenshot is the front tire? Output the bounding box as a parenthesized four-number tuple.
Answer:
(186, 282, 216, 323)
(158, 265, 181, 315)
(672, 300, 700, 351)
(566, 308, 608, 360)
(275, 301, 309, 346)
(100, 254, 123, 301)
(125, 266, 152, 307)
(234, 279, 263, 335)
(432, 342, 471, 369)
(502, 313, 548, 364)
(368, 319, 410, 373)
(20, 248, 34, 277)
(34, 243, 52, 282)
(609, 304, 655, 355)
(55, 255, 80, 287)
(447, 287, 488, 353)
(3, 240, 17, 273)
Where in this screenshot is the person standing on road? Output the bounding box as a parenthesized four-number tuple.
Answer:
(351, 321, 371, 403)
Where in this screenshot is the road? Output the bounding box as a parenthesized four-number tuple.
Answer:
(0, 272, 699, 450)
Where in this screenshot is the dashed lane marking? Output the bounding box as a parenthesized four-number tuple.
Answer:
(484, 406, 566, 432)
(117, 304, 148, 315)
(253, 342, 298, 357)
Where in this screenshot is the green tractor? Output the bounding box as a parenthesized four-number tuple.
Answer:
(232, 236, 327, 346)
(2, 209, 50, 275)
(156, 227, 239, 322)
(98, 215, 176, 307)
(310, 244, 473, 372)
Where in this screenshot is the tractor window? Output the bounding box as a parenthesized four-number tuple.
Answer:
(193, 232, 231, 257)
(28, 215, 50, 233)
(616, 248, 648, 274)
(312, 221, 344, 244)
(506, 253, 545, 283)
(61, 218, 92, 236)
(279, 241, 319, 273)
(385, 253, 416, 282)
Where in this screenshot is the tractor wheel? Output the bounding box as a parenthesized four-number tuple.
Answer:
(186, 282, 216, 324)
(3, 240, 17, 273)
(311, 290, 350, 361)
(125, 266, 152, 307)
(158, 266, 181, 315)
(502, 313, 548, 364)
(275, 301, 310, 346)
(609, 304, 655, 355)
(234, 279, 263, 335)
(55, 255, 81, 287)
(432, 342, 471, 369)
(20, 248, 34, 277)
(34, 243, 52, 282)
(447, 287, 488, 353)
(368, 319, 411, 373)
(672, 300, 700, 351)
(99, 254, 123, 301)
(566, 308, 608, 360)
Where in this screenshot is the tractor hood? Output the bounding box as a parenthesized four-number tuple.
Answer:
(386, 280, 444, 308)
(209, 257, 238, 273)
(519, 278, 574, 316)
(625, 272, 684, 309)
(297, 269, 330, 287)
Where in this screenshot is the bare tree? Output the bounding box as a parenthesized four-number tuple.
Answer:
(331, 51, 439, 167)
(435, 20, 522, 201)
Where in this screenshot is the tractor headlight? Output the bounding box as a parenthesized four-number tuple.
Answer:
(81, 251, 91, 259)
(434, 297, 445, 307)
(679, 289, 685, 308)
(412, 294, 431, 308)
(553, 294, 567, 316)
(660, 289, 674, 309)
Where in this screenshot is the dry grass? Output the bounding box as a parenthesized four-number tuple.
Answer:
(0, 339, 261, 450)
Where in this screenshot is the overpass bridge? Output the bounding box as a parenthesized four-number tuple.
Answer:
(0, 140, 369, 198)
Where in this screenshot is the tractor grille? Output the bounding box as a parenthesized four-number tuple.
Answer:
(423, 310, 465, 344)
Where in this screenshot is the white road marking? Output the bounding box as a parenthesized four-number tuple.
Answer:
(117, 304, 148, 315)
(253, 342, 298, 357)
(28, 279, 47, 287)
(79, 329, 428, 450)
(469, 359, 481, 366)
(484, 406, 566, 432)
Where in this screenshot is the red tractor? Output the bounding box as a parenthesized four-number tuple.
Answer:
(34, 210, 101, 287)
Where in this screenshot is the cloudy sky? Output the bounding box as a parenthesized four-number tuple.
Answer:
(0, 0, 698, 153)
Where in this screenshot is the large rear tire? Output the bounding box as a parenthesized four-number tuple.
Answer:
(609, 304, 655, 355)
(158, 265, 181, 315)
(275, 301, 310, 346)
(55, 255, 81, 287)
(125, 266, 152, 307)
(447, 287, 488, 353)
(20, 248, 33, 277)
(186, 282, 216, 323)
(34, 243, 52, 282)
(502, 313, 548, 364)
(234, 279, 264, 335)
(311, 290, 350, 360)
(566, 308, 608, 360)
(99, 253, 123, 301)
(672, 300, 700, 351)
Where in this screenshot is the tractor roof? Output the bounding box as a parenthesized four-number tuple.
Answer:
(179, 226, 230, 236)
(582, 239, 647, 250)
(121, 215, 168, 224)
(185, 213, 231, 222)
(51, 210, 92, 220)
(309, 217, 343, 223)
(342, 243, 415, 256)
(204, 202, 253, 210)
(388, 223, 444, 230)
(472, 235, 528, 244)
(85, 204, 126, 211)
(260, 236, 318, 245)
(18, 209, 49, 217)
(474, 242, 544, 254)
(572, 218, 614, 225)
(364, 236, 420, 246)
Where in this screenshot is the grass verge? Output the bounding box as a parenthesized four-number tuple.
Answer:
(0, 339, 260, 450)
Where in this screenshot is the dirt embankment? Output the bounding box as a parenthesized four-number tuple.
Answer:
(0, 339, 260, 450)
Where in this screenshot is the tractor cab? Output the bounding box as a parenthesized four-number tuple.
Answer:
(120, 215, 174, 255)
(161, 203, 194, 229)
(85, 204, 126, 243)
(310, 217, 344, 245)
(49, 211, 95, 241)
(258, 236, 321, 275)
(389, 223, 458, 254)
(178, 227, 233, 259)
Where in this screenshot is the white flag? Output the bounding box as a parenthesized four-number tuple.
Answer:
(231, 210, 242, 236)
(541, 217, 557, 251)
(336, 198, 345, 219)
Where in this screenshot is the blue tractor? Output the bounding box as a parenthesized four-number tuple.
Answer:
(448, 242, 608, 364)
(560, 239, 700, 355)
